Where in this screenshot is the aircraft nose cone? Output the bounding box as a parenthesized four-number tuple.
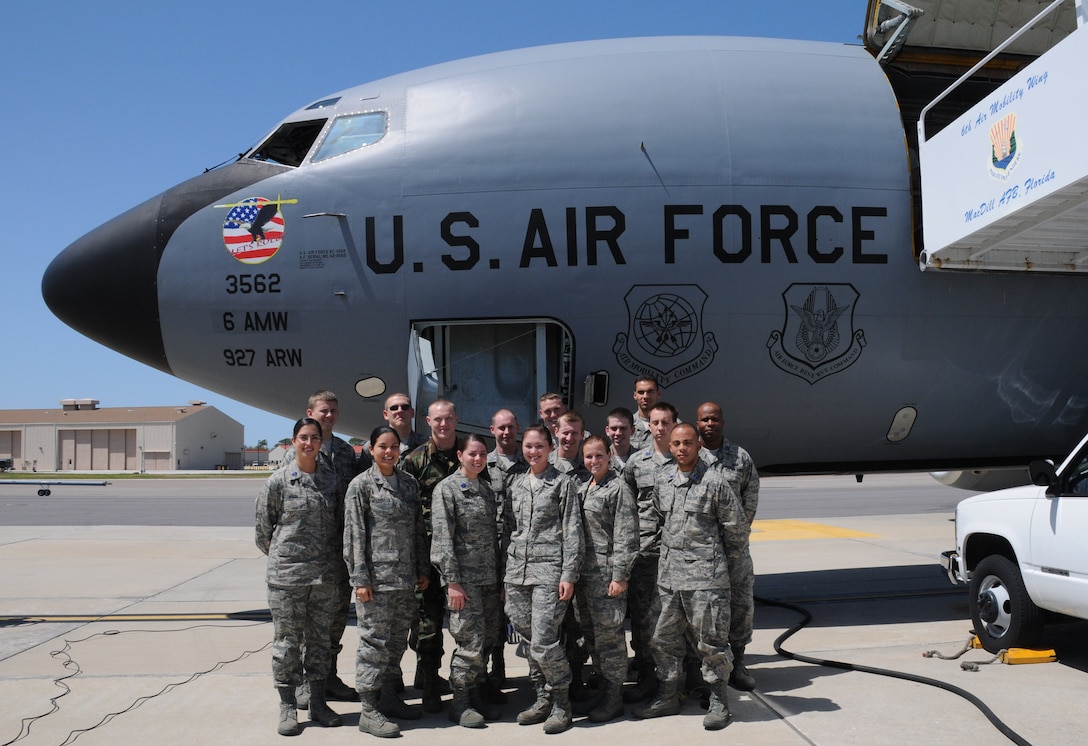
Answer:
(43, 159, 289, 375)
(43, 193, 172, 373)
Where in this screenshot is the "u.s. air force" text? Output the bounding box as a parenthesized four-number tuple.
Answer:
(353, 205, 889, 274)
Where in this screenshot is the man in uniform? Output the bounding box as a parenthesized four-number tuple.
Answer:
(282, 390, 362, 705)
(630, 377, 662, 452)
(483, 408, 524, 694)
(632, 423, 749, 730)
(604, 407, 636, 470)
(371, 393, 428, 456)
(401, 399, 461, 711)
(538, 392, 567, 437)
(551, 411, 591, 481)
(621, 401, 677, 702)
(696, 401, 760, 690)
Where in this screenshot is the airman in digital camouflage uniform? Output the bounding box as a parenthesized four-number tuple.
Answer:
(621, 401, 677, 703)
(256, 418, 345, 736)
(344, 427, 431, 738)
(629, 376, 662, 452)
(360, 392, 428, 456)
(575, 435, 639, 722)
(632, 423, 749, 731)
(505, 425, 583, 734)
(431, 434, 506, 727)
(550, 410, 591, 482)
(484, 409, 524, 692)
(281, 390, 364, 706)
(604, 406, 636, 471)
(696, 401, 760, 691)
(400, 399, 460, 711)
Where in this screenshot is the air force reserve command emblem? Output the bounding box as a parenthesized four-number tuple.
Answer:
(767, 284, 866, 384)
(613, 285, 717, 386)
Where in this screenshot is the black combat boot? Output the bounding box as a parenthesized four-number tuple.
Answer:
(307, 680, 342, 728)
(728, 644, 756, 691)
(378, 681, 422, 720)
(587, 678, 625, 723)
(325, 658, 359, 701)
(631, 677, 680, 719)
(622, 664, 658, 703)
(420, 666, 445, 713)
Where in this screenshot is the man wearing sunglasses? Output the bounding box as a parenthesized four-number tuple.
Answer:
(362, 393, 428, 456)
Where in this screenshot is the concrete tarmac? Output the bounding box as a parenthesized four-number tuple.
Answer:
(1, 474, 1085, 745)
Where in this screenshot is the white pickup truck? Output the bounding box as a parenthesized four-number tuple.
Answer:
(944, 432, 1088, 653)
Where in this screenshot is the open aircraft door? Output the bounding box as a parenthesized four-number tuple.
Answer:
(410, 319, 574, 434)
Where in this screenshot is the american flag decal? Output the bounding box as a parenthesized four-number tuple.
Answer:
(216, 196, 297, 264)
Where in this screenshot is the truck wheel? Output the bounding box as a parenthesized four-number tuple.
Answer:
(969, 554, 1043, 653)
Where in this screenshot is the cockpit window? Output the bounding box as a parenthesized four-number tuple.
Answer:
(248, 119, 326, 167)
(306, 97, 341, 110)
(312, 112, 387, 162)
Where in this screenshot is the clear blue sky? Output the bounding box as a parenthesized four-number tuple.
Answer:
(1, 1, 865, 446)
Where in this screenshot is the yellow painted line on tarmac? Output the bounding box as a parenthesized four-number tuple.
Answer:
(751, 519, 877, 541)
(0, 612, 271, 623)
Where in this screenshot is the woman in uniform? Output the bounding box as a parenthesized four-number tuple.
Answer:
(431, 433, 505, 727)
(575, 435, 638, 722)
(256, 417, 345, 736)
(504, 424, 583, 734)
(343, 426, 430, 739)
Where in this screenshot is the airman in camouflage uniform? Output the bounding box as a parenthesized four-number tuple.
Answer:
(256, 418, 345, 735)
(484, 409, 524, 690)
(621, 401, 677, 702)
(400, 399, 460, 711)
(344, 426, 431, 738)
(505, 425, 583, 734)
(604, 407, 636, 471)
(431, 434, 506, 727)
(633, 423, 749, 731)
(629, 376, 662, 452)
(697, 401, 759, 691)
(575, 435, 639, 722)
(281, 391, 365, 705)
(360, 392, 428, 456)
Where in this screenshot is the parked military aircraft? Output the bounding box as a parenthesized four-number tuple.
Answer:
(41, 1, 1088, 487)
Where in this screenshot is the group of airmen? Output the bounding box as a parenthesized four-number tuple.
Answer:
(255, 376, 758, 737)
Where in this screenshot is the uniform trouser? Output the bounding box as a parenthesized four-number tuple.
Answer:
(627, 554, 660, 667)
(410, 566, 446, 671)
(561, 599, 589, 672)
(354, 588, 416, 692)
(577, 573, 628, 684)
(447, 582, 502, 689)
(728, 545, 755, 646)
(650, 587, 733, 685)
(330, 574, 351, 664)
(268, 582, 339, 687)
(505, 582, 571, 691)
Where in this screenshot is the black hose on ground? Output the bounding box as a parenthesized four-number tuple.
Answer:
(757, 595, 1032, 746)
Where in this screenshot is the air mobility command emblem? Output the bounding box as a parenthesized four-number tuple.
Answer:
(613, 285, 717, 386)
(767, 284, 866, 384)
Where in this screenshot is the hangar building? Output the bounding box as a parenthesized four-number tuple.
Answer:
(0, 399, 244, 472)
